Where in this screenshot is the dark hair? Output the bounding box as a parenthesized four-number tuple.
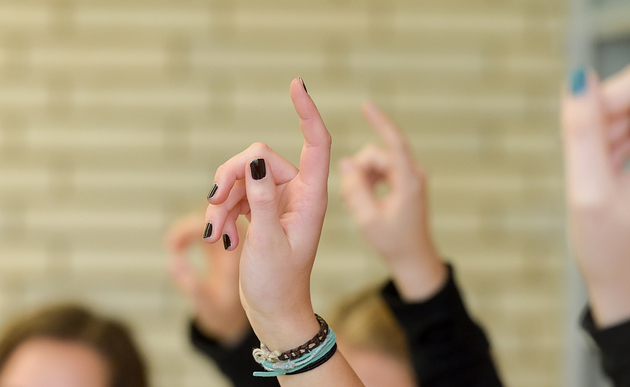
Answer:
(0, 304, 148, 387)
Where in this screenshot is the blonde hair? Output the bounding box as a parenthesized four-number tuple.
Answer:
(329, 284, 411, 362)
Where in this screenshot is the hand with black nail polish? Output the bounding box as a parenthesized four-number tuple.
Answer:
(338, 102, 446, 303)
(562, 65, 630, 328)
(204, 78, 362, 386)
(165, 214, 249, 348)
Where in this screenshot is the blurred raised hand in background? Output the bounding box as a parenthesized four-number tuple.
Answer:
(339, 102, 447, 302)
(339, 103, 503, 387)
(562, 66, 630, 328)
(165, 214, 249, 347)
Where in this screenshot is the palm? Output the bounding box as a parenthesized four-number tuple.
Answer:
(239, 175, 325, 318)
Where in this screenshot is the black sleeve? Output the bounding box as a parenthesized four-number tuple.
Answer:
(189, 321, 280, 387)
(582, 308, 630, 387)
(381, 265, 503, 387)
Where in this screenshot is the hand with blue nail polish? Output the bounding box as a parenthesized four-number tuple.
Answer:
(339, 102, 447, 302)
(165, 214, 249, 347)
(205, 79, 363, 386)
(563, 65, 630, 328)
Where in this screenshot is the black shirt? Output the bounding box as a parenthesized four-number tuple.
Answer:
(582, 308, 630, 387)
(380, 266, 503, 387)
(190, 266, 503, 387)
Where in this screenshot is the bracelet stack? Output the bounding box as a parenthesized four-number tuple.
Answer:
(252, 314, 338, 377)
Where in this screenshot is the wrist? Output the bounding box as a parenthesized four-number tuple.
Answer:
(588, 282, 630, 328)
(247, 309, 321, 352)
(387, 247, 447, 302)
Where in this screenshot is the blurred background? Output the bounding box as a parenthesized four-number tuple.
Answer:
(0, 0, 587, 386)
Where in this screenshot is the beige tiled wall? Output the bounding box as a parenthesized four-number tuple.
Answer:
(0, 1, 568, 386)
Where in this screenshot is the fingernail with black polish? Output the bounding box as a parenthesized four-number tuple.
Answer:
(250, 158, 266, 180)
(570, 67, 587, 95)
(299, 77, 308, 94)
(207, 183, 218, 199)
(203, 222, 213, 239)
(222, 234, 231, 250)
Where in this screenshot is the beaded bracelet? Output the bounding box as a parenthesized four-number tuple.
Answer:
(252, 314, 337, 377)
(253, 314, 328, 364)
(253, 328, 337, 377)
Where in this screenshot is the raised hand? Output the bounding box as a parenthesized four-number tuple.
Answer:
(165, 214, 248, 347)
(205, 78, 363, 386)
(563, 66, 630, 327)
(339, 102, 446, 301)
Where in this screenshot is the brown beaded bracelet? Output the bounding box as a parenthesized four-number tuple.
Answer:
(277, 314, 329, 361)
(254, 314, 330, 364)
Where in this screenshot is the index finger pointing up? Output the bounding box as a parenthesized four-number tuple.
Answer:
(361, 101, 416, 182)
(362, 101, 411, 154)
(290, 77, 332, 188)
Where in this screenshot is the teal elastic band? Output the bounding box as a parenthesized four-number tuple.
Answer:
(253, 328, 337, 377)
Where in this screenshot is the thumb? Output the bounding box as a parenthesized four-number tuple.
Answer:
(290, 78, 332, 189)
(245, 157, 285, 241)
(562, 68, 612, 206)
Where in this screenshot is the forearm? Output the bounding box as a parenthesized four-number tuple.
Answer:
(277, 352, 364, 387)
(386, 242, 448, 302)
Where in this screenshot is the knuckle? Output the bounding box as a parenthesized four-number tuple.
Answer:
(215, 163, 228, 177)
(363, 143, 380, 155)
(249, 142, 272, 155)
(250, 187, 276, 208)
(323, 131, 333, 148)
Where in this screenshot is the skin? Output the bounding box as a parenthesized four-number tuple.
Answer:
(339, 102, 447, 302)
(342, 348, 416, 387)
(562, 65, 630, 328)
(166, 214, 249, 347)
(166, 216, 416, 386)
(206, 78, 363, 386)
(184, 96, 447, 386)
(0, 338, 110, 387)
